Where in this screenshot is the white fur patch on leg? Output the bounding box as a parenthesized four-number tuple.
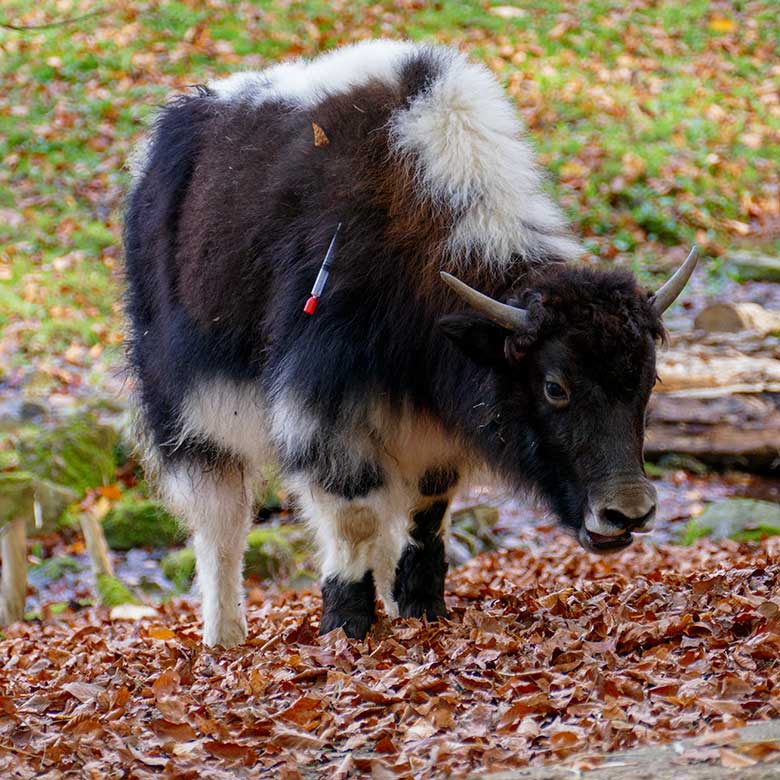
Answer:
(290, 475, 386, 584)
(161, 462, 251, 648)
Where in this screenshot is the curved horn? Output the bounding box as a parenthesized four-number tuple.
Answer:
(651, 245, 699, 314)
(440, 271, 530, 330)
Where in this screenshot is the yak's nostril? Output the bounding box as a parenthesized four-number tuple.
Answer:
(602, 506, 656, 531)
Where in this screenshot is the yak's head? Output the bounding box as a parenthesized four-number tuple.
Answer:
(439, 247, 698, 554)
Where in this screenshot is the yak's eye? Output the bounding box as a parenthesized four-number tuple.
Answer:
(544, 380, 569, 406)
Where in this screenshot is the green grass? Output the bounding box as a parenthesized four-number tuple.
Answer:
(1, 0, 778, 377)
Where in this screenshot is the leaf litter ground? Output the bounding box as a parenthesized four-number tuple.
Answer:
(2, 533, 779, 778)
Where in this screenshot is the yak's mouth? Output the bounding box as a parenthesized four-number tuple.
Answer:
(578, 527, 633, 554)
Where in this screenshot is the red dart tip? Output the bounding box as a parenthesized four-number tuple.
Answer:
(303, 295, 319, 315)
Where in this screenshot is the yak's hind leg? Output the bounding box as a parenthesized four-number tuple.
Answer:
(161, 460, 252, 648)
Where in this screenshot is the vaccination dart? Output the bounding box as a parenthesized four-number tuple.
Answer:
(303, 222, 342, 315)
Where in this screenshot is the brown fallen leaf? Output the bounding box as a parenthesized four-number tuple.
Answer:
(147, 626, 177, 641)
(152, 668, 180, 698)
(312, 122, 329, 147)
(61, 681, 105, 703)
(0, 696, 17, 716)
(150, 718, 197, 741)
(719, 748, 758, 769)
(272, 728, 325, 750)
(277, 695, 323, 727)
(375, 735, 397, 753)
(156, 696, 187, 722)
(204, 741, 257, 764)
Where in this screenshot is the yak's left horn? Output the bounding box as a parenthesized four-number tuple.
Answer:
(651, 245, 699, 314)
(440, 271, 530, 330)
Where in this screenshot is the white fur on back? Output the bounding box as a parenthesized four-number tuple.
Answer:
(388, 48, 581, 267)
(207, 40, 582, 269)
(209, 39, 417, 105)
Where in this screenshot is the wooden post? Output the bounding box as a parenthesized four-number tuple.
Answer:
(1, 516, 28, 625)
(80, 513, 114, 579)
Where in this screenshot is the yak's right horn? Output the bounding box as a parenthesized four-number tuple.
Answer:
(440, 272, 530, 331)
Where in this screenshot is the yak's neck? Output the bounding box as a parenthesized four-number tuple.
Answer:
(427, 346, 514, 477)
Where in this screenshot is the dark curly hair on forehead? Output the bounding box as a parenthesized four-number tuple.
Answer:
(515, 264, 665, 344)
(505, 265, 665, 393)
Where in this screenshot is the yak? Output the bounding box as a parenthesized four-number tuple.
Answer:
(124, 40, 698, 647)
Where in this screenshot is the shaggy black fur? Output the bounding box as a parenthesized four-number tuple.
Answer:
(320, 570, 377, 639)
(418, 466, 459, 497)
(393, 501, 449, 620)
(278, 439, 385, 500)
(125, 45, 670, 633)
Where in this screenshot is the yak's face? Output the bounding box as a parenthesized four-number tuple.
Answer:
(517, 330, 658, 552)
(439, 248, 698, 554)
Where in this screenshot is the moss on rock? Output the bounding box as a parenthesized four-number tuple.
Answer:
(244, 526, 304, 579)
(449, 504, 501, 565)
(254, 465, 287, 517)
(680, 498, 780, 544)
(16, 414, 118, 493)
(0, 470, 78, 533)
(161, 524, 310, 591)
(728, 251, 780, 283)
(161, 547, 196, 591)
(29, 555, 83, 582)
(103, 496, 185, 550)
(96, 574, 139, 607)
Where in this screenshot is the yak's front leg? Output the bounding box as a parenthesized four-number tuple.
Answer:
(161, 461, 252, 648)
(392, 500, 449, 619)
(297, 482, 382, 640)
(392, 466, 459, 620)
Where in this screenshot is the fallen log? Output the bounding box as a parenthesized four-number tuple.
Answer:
(648, 340, 780, 473)
(694, 302, 780, 336)
(646, 391, 780, 472)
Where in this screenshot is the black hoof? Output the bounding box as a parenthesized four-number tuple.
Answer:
(320, 571, 376, 640)
(399, 599, 448, 621)
(319, 610, 374, 639)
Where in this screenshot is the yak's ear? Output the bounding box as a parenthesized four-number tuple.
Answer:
(438, 313, 510, 368)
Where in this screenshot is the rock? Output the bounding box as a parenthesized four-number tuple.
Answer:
(489, 5, 527, 19)
(15, 413, 119, 493)
(0, 471, 78, 534)
(110, 604, 158, 621)
(680, 498, 780, 544)
(96, 573, 139, 606)
(102, 496, 185, 550)
(161, 547, 196, 591)
(694, 302, 780, 335)
(244, 525, 308, 579)
(0, 399, 47, 431)
(449, 505, 501, 565)
(29, 555, 83, 582)
(161, 524, 310, 591)
(727, 250, 780, 283)
(655, 454, 709, 475)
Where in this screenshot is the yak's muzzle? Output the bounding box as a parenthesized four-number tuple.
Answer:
(579, 479, 657, 554)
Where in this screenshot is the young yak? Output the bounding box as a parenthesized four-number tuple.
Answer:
(124, 41, 698, 647)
